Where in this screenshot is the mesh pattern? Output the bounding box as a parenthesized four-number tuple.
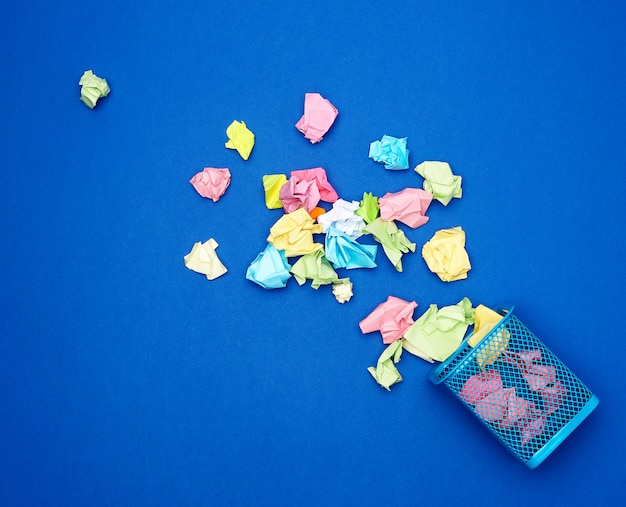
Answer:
(435, 312, 594, 464)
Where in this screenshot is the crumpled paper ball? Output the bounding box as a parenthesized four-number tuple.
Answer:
(332, 278, 353, 303)
(421, 226, 471, 282)
(189, 167, 231, 202)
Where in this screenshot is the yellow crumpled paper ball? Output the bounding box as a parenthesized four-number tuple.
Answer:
(225, 120, 255, 160)
(421, 226, 471, 282)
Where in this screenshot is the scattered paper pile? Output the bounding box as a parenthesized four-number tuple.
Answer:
(360, 297, 477, 390)
(182, 92, 470, 303)
(81, 77, 570, 451)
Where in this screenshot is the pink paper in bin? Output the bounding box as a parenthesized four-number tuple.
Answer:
(459, 370, 503, 404)
(428, 306, 599, 468)
(520, 411, 547, 447)
(474, 387, 513, 422)
(542, 381, 567, 414)
(500, 392, 534, 430)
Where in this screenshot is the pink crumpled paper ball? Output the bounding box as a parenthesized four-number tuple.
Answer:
(359, 295, 418, 345)
(279, 176, 321, 213)
(189, 167, 231, 202)
(378, 188, 432, 228)
(295, 93, 338, 144)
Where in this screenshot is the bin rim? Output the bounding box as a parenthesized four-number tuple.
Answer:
(428, 305, 514, 385)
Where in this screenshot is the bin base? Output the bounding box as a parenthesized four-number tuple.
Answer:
(526, 394, 599, 469)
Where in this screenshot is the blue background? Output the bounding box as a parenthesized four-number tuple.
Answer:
(1, 1, 624, 505)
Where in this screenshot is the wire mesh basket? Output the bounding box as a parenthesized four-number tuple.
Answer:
(428, 306, 599, 468)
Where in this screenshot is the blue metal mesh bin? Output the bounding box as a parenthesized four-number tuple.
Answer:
(428, 306, 599, 468)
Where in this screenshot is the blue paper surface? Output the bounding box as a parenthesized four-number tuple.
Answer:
(1, 1, 624, 505)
